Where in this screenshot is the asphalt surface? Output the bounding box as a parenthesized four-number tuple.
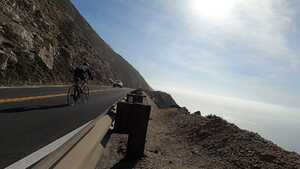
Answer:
(0, 86, 132, 169)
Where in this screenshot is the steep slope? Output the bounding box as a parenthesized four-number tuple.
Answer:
(99, 97, 300, 169)
(147, 90, 179, 108)
(0, 0, 150, 89)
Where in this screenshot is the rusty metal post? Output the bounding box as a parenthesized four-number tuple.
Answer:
(114, 100, 151, 159)
(126, 103, 151, 159)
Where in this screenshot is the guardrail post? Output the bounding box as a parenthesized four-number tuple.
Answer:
(114, 95, 151, 159)
(127, 103, 150, 159)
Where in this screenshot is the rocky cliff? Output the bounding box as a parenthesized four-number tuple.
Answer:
(147, 91, 179, 108)
(0, 0, 150, 89)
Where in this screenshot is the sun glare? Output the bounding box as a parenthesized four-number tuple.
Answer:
(189, 0, 239, 21)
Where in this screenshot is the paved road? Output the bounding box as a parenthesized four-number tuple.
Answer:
(0, 86, 132, 169)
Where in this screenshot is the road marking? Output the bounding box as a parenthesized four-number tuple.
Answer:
(4, 121, 92, 169)
(0, 85, 113, 89)
(0, 93, 67, 104)
(0, 85, 70, 89)
(0, 89, 118, 104)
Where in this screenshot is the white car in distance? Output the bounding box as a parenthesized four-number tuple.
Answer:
(113, 80, 123, 88)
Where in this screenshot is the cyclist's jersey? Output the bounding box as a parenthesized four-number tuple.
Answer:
(73, 65, 92, 82)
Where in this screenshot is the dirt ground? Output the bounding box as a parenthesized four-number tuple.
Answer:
(97, 97, 207, 169)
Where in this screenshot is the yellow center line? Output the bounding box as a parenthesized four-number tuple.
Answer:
(0, 89, 114, 104)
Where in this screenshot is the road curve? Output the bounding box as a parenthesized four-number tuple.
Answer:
(0, 85, 132, 169)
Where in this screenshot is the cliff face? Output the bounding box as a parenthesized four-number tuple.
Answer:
(0, 0, 150, 89)
(147, 91, 179, 108)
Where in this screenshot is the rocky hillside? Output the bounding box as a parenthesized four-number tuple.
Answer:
(98, 97, 300, 169)
(146, 91, 179, 108)
(177, 113, 300, 169)
(0, 0, 150, 89)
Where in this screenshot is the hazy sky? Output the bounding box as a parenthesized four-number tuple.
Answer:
(72, 0, 300, 111)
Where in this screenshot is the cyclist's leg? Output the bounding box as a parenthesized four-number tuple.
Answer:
(79, 80, 84, 94)
(78, 75, 87, 94)
(74, 77, 80, 100)
(81, 80, 89, 103)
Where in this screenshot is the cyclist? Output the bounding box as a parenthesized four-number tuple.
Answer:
(72, 63, 93, 98)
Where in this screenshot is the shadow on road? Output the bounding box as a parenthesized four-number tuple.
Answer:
(110, 157, 139, 169)
(0, 104, 69, 113)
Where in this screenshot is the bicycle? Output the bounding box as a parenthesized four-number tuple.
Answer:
(67, 81, 90, 106)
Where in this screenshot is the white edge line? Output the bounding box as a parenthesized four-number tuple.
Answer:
(4, 121, 92, 169)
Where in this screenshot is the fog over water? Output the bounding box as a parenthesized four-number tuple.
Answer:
(166, 89, 300, 154)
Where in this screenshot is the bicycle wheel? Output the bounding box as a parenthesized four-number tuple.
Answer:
(80, 85, 89, 104)
(67, 86, 77, 106)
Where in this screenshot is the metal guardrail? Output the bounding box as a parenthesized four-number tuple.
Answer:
(31, 90, 151, 169)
